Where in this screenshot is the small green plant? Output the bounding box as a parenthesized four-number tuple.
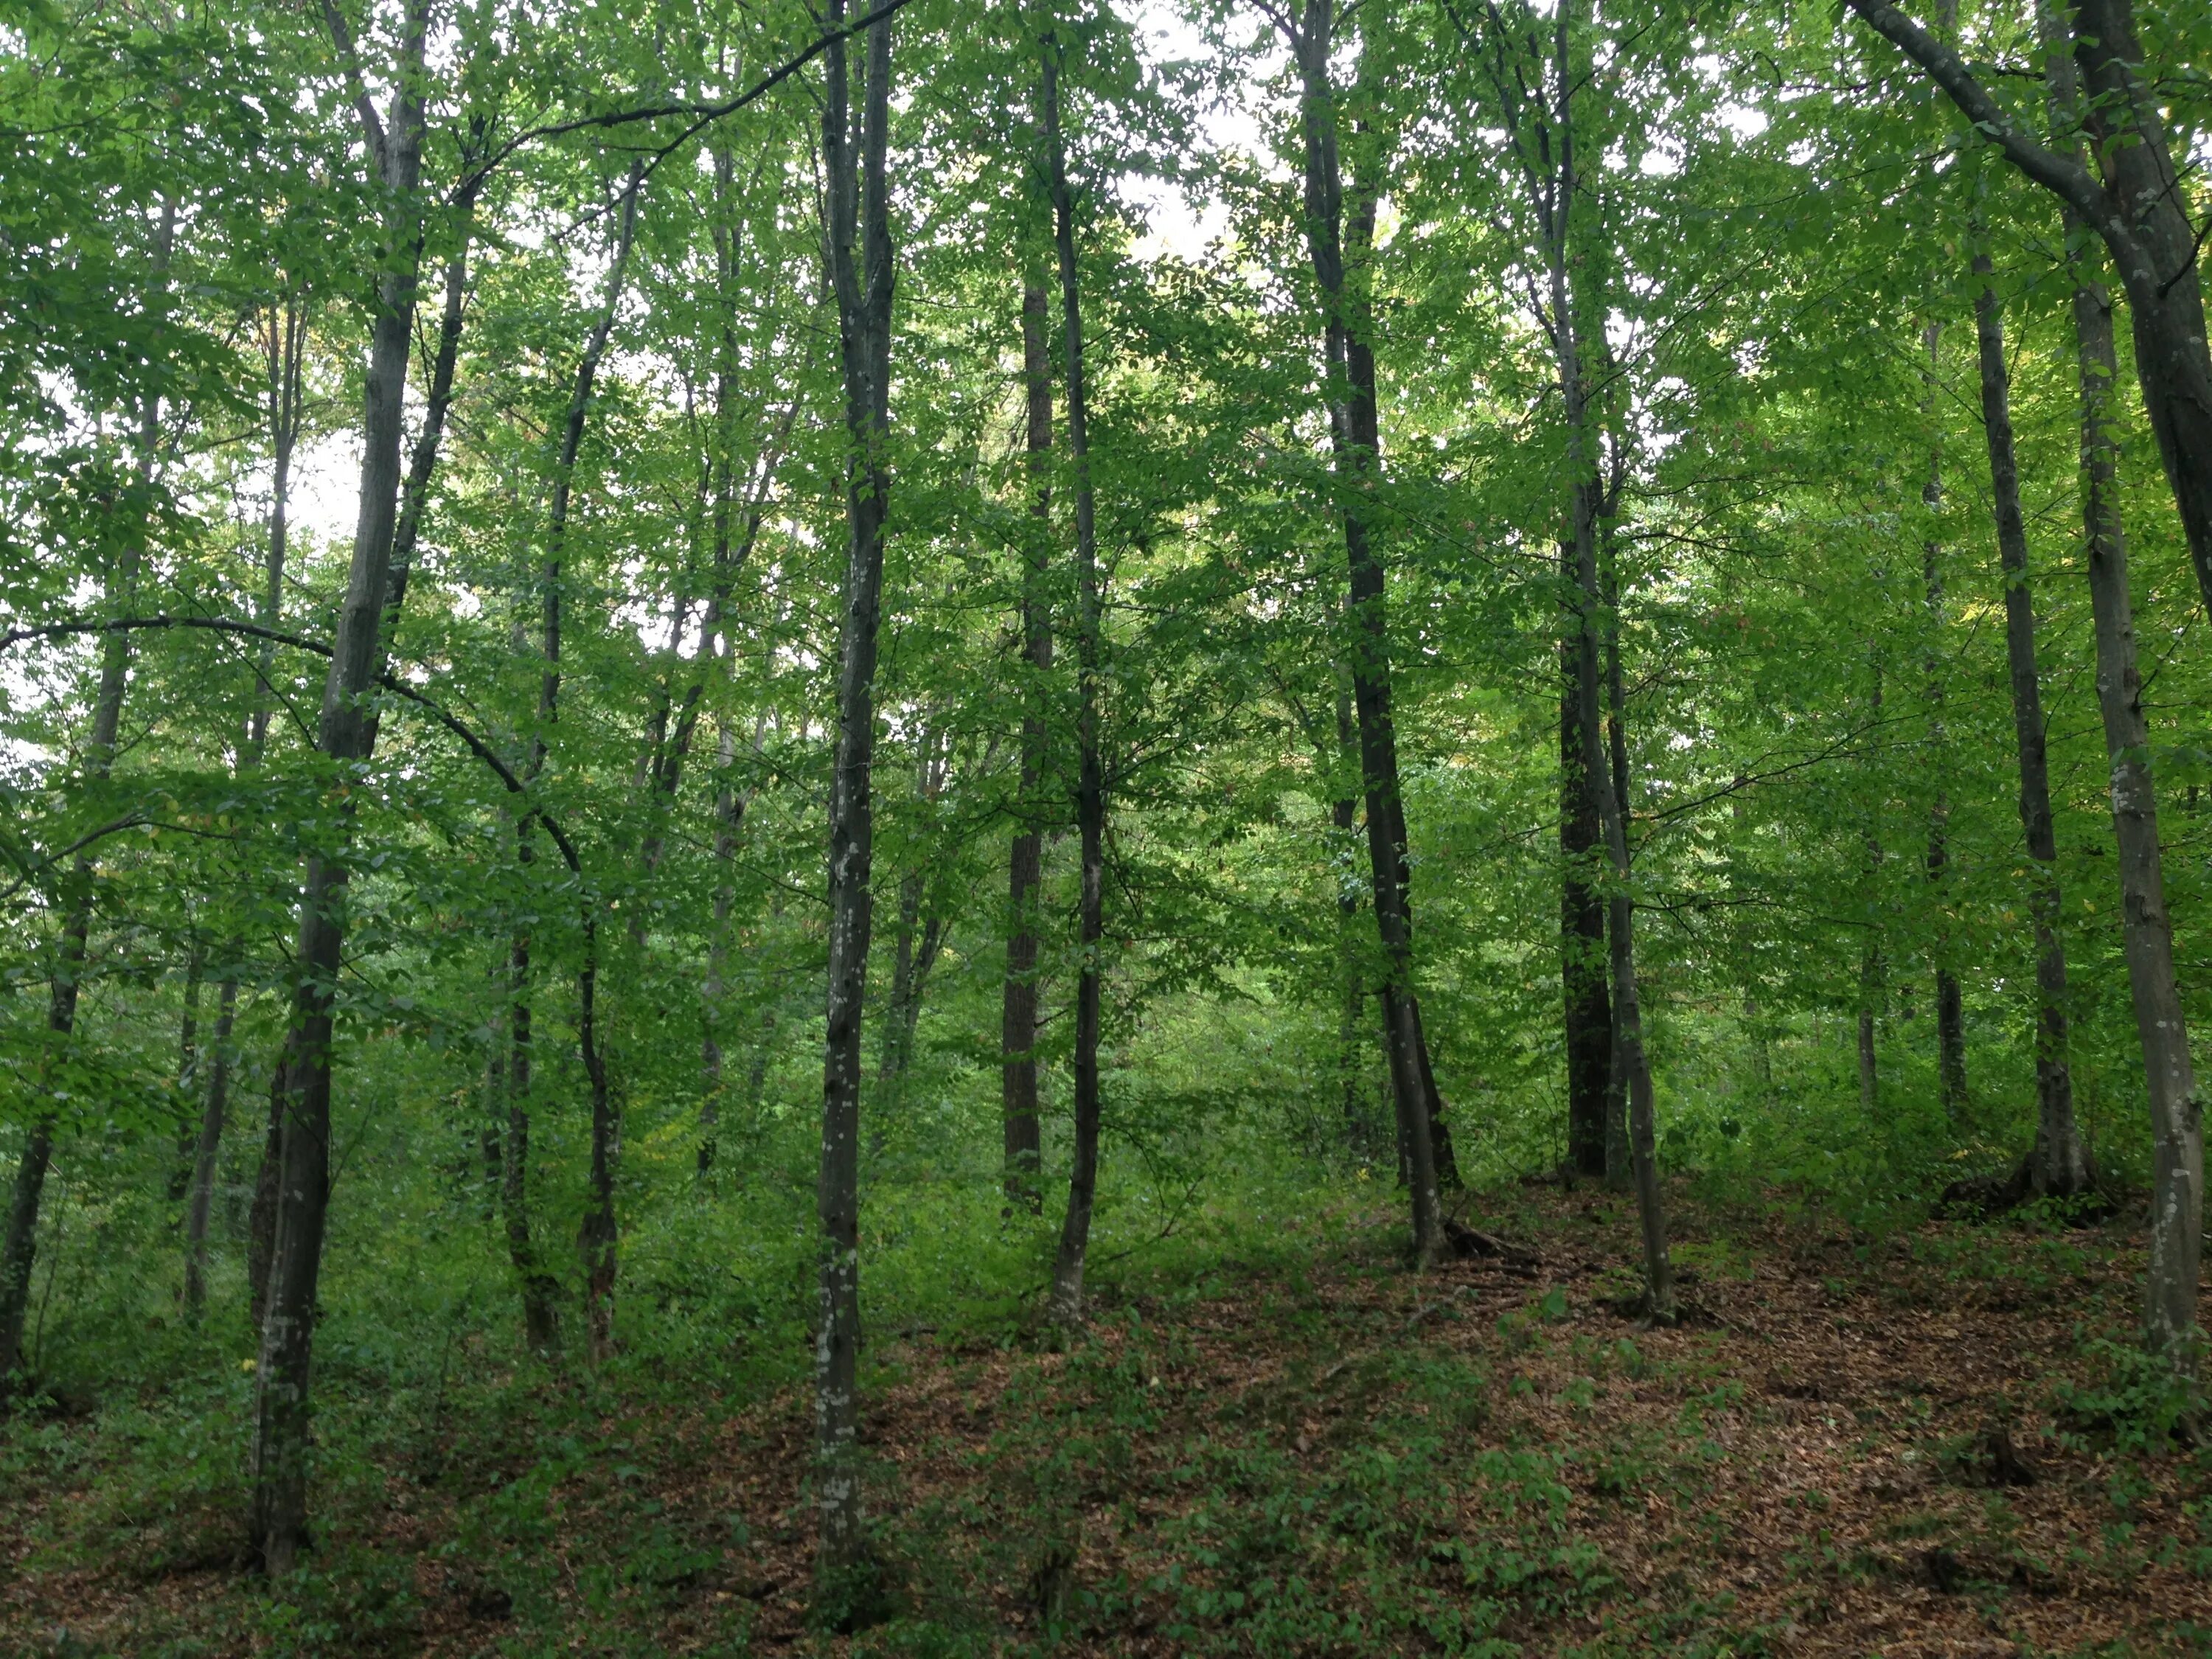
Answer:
(2052, 1338, 2201, 1454)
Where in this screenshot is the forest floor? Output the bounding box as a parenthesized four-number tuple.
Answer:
(4, 1179, 2211, 1657)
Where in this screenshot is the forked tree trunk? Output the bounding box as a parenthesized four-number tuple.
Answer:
(1969, 248, 2089, 1194)
(1002, 278, 1054, 1211)
(1043, 35, 1108, 1326)
(1287, 0, 1441, 1263)
(251, 9, 428, 1571)
(814, 0, 894, 1594)
(1, 198, 176, 1393)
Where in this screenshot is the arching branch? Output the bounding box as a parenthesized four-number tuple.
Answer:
(2, 615, 582, 874)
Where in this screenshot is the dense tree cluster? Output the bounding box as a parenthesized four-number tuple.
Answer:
(4, 0, 2209, 1601)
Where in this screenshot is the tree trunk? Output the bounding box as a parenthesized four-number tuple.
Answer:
(1289, 0, 1441, 1263)
(1332, 689, 1370, 1153)
(1601, 529, 1632, 1185)
(540, 162, 645, 1366)
(1043, 36, 1108, 1327)
(249, 12, 427, 1571)
(1971, 248, 2089, 1194)
(1, 197, 175, 1393)
(183, 975, 237, 1314)
(2031, 0, 2201, 1359)
(1919, 324, 1969, 1120)
(1002, 278, 1054, 1211)
(1516, 0, 1672, 1315)
(503, 931, 560, 1354)
(1562, 616, 1612, 1182)
(190, 285, 306, 1319)
(169, 939, 205, 1202)
(814, 0, 894, 1596)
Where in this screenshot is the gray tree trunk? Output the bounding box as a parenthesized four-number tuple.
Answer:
(1970, 248, 2089, 1195)
(251, 8, 428, 1571)
(1002, 279, 1054, 1211)
(1043, 35, 1108, 1327)
(1288, 0, 1441, 1263)
(814, 0, 894, 1594)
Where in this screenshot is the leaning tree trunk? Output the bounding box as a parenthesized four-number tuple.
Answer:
(1970, 247, 2089, 1194)
(1043, 35, 1109, 1327)
(1002, 277, 1054, 1211)
(251, 9, 428, 1571)
(0, 198, 175, 1392)
(1289, 0, 1441, 1262)
(814, 0, 894, 1596)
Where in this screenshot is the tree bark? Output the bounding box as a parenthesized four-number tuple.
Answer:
(1043, 34, 1108, 1328)
(814, 0, 894, 1593)
(1002, 278, 1054, 1211)
(251, 7, 428, 1571)
(1, 197, 175, 1393)
(1287, 0, 1441, 1264)
(1971, 248, 2089, 1194)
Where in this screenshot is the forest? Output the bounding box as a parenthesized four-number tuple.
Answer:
(4, 0, 2212, 1651)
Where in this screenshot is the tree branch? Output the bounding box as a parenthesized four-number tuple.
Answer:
(2, 616, 582, 874)
(448, 0, 920, 206)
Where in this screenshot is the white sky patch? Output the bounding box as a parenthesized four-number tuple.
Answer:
(1125, 0, 1280, 264)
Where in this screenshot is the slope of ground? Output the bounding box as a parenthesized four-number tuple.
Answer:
(4, 1182, 2208, 1656)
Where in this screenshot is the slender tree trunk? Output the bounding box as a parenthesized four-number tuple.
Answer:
(540, 162, 645, 1366)
(502, 930, 560, 1354)
(191, 287, 307, 1318)
(1971, 250, 2089, 1194)
(1043, 36, 1108, 1326)
(2028, 0, 2202, 1359)
(700, 720, 739, 1172)
(1858, 658, 1885, 1120)
(183, 975, 238, 1314)
(1003, 279, 1053, 1211)
(1290, 0, 1441, 1262)
(814, 0, 894, 1594)
(1561, 606, 1612, 1180)
(1, 198, 175, 1392)
(1520, 0, 1672, 1315)
(1601, 529, 1633, 1185)
(1332, 689, 1369, 1152)
(2072, 274, 2202, 1354)
(1919, 324, 1969, 1119)
(251, 11, 428, 1568)
(169, 939, 205, 1201)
